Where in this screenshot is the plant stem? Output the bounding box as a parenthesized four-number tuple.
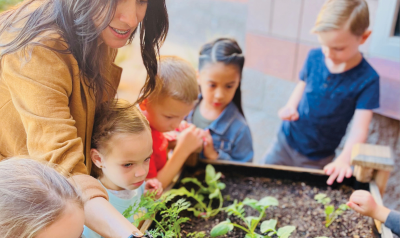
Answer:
(232, 223, 251, 233)
(153, 218, 167, 234)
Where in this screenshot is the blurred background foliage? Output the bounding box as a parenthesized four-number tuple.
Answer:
(0, 0, 23, 12)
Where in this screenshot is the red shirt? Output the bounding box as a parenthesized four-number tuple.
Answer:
(146, 127, 168, 179)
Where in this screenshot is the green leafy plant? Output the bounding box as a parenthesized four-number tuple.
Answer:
(314, 193, 350, 227)
(170, 164, 225, 219)
(210, 196, 296, 238)
(123, 192, 190, 238)
(186, 231, 206, 238)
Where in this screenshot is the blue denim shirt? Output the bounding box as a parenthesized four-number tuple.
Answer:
(187, 102, 253, 162)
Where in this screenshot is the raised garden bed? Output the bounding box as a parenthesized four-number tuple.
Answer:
(136, 159, 393, 238)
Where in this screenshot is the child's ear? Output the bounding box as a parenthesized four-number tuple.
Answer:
(360, 30, 372, 45)
(90, 148, 104, 169)
(139, 98, 148, 111)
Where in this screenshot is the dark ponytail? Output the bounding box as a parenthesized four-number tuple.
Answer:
(198, 38, 245, 117)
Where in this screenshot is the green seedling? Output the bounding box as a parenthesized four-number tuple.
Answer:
(186, 231, 207, 238)
(210, 196, 296, 238)
(170, 164, 225, 219)
(314, 193, 350, 227)
(123, 192, 190, 238)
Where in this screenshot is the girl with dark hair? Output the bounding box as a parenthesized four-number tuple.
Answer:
(0, 0, 168, 237)
(186, 38, 253, 163)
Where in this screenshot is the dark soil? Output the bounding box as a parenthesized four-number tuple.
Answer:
(174, 168, 376, 238)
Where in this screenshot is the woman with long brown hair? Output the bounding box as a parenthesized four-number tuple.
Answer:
(0, 0, 168, 237)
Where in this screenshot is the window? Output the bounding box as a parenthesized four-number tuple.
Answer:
(370, 0, 400, 60)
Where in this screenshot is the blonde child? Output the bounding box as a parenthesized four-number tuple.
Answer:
(0, 158, 84, 238)
(83, 99, 162, 238)
(264, 0, 379, 186)
(185, 38, 253, 162)
(347, 190, 399, 236)
(139, 55, 204, 189)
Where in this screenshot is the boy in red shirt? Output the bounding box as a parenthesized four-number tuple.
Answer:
(140, 56, 204, 188)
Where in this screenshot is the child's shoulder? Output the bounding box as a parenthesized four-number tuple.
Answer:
(358, 58, 379, 79)
(225, 103, 249, 128)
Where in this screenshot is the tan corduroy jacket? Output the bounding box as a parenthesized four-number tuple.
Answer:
(0, 37, 122, 201)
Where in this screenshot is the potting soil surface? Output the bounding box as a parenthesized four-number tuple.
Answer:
(176, 169, 375, 238)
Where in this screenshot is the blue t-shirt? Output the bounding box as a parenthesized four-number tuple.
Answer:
(282, 48, 380, 160)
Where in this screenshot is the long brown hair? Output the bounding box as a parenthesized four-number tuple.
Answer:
(0, 0, 168, 105)
(0, 158, 83, 238)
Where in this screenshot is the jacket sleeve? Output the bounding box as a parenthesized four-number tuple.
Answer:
(385, 210, 400, 236)
(2, 46, 88, 176)
(217, 124, 254, 163)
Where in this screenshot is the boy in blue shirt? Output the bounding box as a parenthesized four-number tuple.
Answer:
(264, 0, 379, 185)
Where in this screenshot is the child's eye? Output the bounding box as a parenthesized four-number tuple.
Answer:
(333, 48, 344, 51)
(226, 85, 233, 89)
(165, 116, 173, 119)
(209, 84, 216, 88)
(144, 157, 151, 163)
(123, 163, 133, 168)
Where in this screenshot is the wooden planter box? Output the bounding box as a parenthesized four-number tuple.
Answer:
(140, 143, 394, 238)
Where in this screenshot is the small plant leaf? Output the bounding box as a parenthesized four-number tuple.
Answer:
(217, 182, 226, 190)
(276, 226, 296, 238)
(338, 204, 350, 211)
(314, 193, 327, 201)
(205, 164, 217, 184)
(182, 177, 203, 188)
(325, 205, 334, 216)
(260, 219, 277, 233)
(209, 188, 220, 200)
(243, 198, 259, 210)
(245, 216, 259, 229)
(257, 196, 279, 208)
(210, 221, 234, 237)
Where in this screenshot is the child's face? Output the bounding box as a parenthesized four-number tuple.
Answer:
(198, 62, 240, 110)
(36, 203, 84, 238)
(93, 131, 153, 191)
(317, 28, 370, 65)
(141, 96, 195, 132)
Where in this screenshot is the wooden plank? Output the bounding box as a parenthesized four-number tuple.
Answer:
(201, 159, 326, 175)
(351, 144, 394, 171)
(370, 181, 394, 238)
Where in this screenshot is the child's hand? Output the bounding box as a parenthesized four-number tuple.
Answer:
(347, 190, 391, 223)
(145, 178, 163, 199)
(176, 125, 203, 155)
(278, 106, 299, 121)
(177, 120, 191, 132)
(203, 129, 218, 160)
(323, 159, 353, 185)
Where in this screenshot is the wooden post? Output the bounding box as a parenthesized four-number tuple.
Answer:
(351, 143, 394, 195)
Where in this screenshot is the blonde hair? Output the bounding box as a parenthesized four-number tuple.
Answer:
(312, 0, 369, 36)
(149, 55, 199, 104)
(91, 99, 151, 177)
(0, 158, 83, 238)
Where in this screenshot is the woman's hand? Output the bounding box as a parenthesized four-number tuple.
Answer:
(145, 179, 163, 199)
(203, 129, 218, 160)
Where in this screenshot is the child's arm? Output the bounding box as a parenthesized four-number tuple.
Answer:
(347, 190, 400, 236)
(278, 81, 306, 121)
(157, 125, 204, 189)
(84, 197, 143, 237)
(347, 190, 391, 222)
(203, 126, 253, 162)
(324, 109, 372, 185)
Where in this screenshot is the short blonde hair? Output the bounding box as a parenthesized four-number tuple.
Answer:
(150, 55, 199, 104)
(0, 158, 83, 238)
(91, 99, 151, 177)
(312, 0, 369, 36)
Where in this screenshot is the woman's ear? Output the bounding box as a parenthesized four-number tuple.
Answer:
(139, 98, 148, 111)
(90, 149, 104, 169)
(196, 70, 201, 85)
